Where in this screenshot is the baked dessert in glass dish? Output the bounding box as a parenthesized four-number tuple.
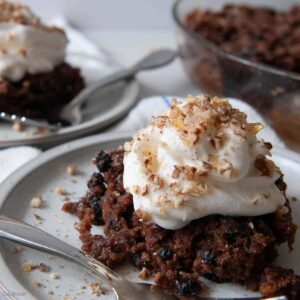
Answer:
(173, 1, 300, 145)
(0, 0, 84, 124)
(63, 95, 299, 298)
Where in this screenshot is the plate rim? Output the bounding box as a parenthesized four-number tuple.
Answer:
(0, 132, 300, 299)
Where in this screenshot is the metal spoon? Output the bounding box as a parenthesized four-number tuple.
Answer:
(0, 216, 287, 300)
(60, 49, 177, 125)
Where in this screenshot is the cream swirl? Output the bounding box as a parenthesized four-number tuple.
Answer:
(123, 95, 285, 230)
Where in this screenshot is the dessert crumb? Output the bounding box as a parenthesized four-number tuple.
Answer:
(138, 267, 150, 280)
(14, 245, 23, 253)
(67, 164, 77, 175)
(32, 280, 43, 287)
(45, 288, 54, 295)
(12, 122, 24, 132)
(54, 186, 69, 196)
(33, 127, 50, 136)
(23, 263, 38, 272)
(90, 282, 104, 296)
(49, 272, 59, 280)
(39, 263, 48, 273)
(33, 213, 44, 223)
(30, 195, 43, 208)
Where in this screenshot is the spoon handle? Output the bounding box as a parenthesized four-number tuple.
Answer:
(0, 215, 122, 294)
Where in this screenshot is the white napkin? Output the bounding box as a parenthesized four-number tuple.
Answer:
(0, 146, 41, 183)
(0, 95, 284, 184)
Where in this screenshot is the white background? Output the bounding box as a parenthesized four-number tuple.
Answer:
(12, 0, 300, 30)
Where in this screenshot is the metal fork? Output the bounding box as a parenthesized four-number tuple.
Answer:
(0, 112, 61, 131)
(0, 216, 287, 300)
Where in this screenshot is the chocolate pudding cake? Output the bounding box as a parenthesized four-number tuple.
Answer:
(0, 0, 84, 123)
(63, 95, 299, 298)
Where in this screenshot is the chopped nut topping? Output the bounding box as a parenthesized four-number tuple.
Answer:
(246, 123, 264, 135)
(210, 132, 227, 149)
(148, 174, 164, 188)
(172, 165, 197, 181)
(133, 184, 149, 196)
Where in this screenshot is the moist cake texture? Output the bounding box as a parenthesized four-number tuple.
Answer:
(0, 63, 84, 123)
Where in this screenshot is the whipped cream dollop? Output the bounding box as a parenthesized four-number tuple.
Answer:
(123, 95, 286, 230)
(0, 1, 67, 81)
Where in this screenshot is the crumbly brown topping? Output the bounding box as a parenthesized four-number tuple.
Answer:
(0, 0, 64, 33)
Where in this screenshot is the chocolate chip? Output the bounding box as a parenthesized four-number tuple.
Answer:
(131, 252, 149, 269)
(87, 195, 103, 225)
(158, 248, 173, 260)
(95, 151, 111, 172)
(201, 250, 216, 265)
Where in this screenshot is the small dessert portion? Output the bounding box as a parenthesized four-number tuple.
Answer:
(63, 95, 299, 298)
(0, 0, 84, 123)
(185, 4, 300, 73)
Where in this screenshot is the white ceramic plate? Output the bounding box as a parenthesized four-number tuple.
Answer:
(0, 54, 139, 149)
(0, 133, 299, 300)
